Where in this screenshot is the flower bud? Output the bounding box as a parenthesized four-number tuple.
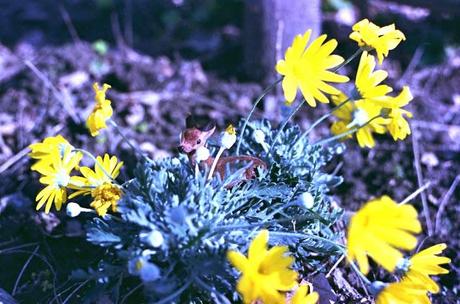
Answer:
(195, 146, 210, 163)
(380, 107, 392, 119)
(221, 124, 237, 149)
(253, 129, 266, 144)
(299, 192, 315, 209)
(66, 202, 82, 217)
(140, 230, 164, 248)
(347, 108, 369, 128)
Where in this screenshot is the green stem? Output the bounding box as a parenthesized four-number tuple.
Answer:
(72, 148, 117, 184)
(333, 48, 363, 72)
(269, 231, 345, 250)
(348, 260, 372, 285)
(67, 183, 95, 189)
(207, 147, 225, 180)
(268, 99, 305, 153)
(153, 279, 192, 304)
(213, 214, 323, 232)
(293, 98, 351, 147)
(313, 115, 382, 146)
(109, 119, 147, 159)
(235, 77, 282, 155)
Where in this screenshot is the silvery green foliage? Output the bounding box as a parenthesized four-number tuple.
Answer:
(83, 120, 344, 303)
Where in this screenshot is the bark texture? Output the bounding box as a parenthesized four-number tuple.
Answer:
(244, 0, 321, 83)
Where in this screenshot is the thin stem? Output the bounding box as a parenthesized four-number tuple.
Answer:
(153, 280, 192, 304)
(12, 245, 40, 295)
(294, 98, 351, 147)
(270, 231, 345, 250)
(313, 115, 382, 146)
(268, 99, 305, 153)
(213, 215, 322, 233)
(72, 148, 116, 183)
(235, 77, 282, 155)
(208, 147, 225, 180)
(62, 280, 90, 304)
(109, 119, 147, 159)
(272, 230, 371, 286)
(349, 260, 372, 285)
(399, 182, 431, 205)
(195, 163, 200, 179)
(333, 48, 363, 72)
(68, 183, 95, 189)
(194, 277, 230, 304)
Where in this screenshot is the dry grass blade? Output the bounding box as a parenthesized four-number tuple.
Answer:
(411, 125, 433, 235)
(435, 175, 460, 234)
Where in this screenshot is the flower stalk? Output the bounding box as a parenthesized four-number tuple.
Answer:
(72, 148, 117, 183)
(313, 114, 382, 146)
(236, 78, 282, 155)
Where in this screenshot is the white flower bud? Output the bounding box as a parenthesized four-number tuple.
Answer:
(195, 146, 210, 163)
(147, 230, 164, 248)
(347, 108, 369, 128)
(66, 202, 82, 217)
(221, 124, 237, 149)
(171, 157, 181, 166)
(299, 192, 315, 209)
(253, 129, 266, 144)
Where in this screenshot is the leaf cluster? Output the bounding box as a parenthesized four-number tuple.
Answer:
(83, 119, 344, 302)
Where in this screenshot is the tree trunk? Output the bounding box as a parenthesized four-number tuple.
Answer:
(244, 0, 322, 83)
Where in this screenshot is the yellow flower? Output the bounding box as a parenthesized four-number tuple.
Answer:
(90, 183, 123, 216)
(29, 135, 75, 171)
(35, 151, 82, 213)
(350, 19, 405, 64)
(291, 284, 319, 304)
(69, 154, 123, 216)
(225, 124, 236, 135)
(384, 86, 413, 141)
(86, 82, 113, 136)
(334, 53, 414, 146)
(69, 154, 123, 198)
(375, 281, 430, 304)
(355, 51, 393, 104)
(330, 93, 387, 148)
(276, 30, 349, 107)
(227, 230, 298, 304)
(347, 196, 422, 274)
(404, 243, 451, 293)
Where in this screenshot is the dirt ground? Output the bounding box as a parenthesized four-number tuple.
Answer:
(1, 2, 460, 303)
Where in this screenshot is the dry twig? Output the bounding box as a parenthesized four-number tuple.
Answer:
(411, 125, 433, 235)
(435, 175, 460, 234)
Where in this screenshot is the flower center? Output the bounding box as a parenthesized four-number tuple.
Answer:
(55, 168, 70, 187)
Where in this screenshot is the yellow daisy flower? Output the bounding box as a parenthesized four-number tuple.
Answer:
(35, 151, 82, 213)
(384, 86, 413, 141)
(355, 51, 393, 104)
(86, 82, 113, 136)
(347, 196, 422, 274)
(70, 154, 123, 196)
(403, 243, 451, 293)
(275, 30, 349, 107)
(350, 19, 406, 64)
(227, 230, 298, 304)
(333, 53, 414, 146)
(69, 154, 123, 216)
(29, 135, 75, 171)
(291, 284, 319, 304)
(90, 182, 123, 216)
(330, 93, 387, 148)
(375, 281, 430, 304)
